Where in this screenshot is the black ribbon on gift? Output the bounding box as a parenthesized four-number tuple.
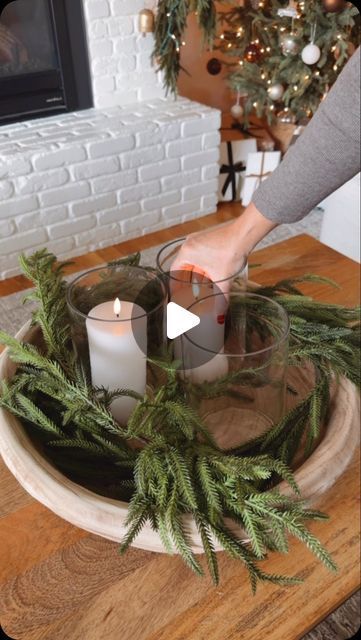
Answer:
(220, 141, 246, 201)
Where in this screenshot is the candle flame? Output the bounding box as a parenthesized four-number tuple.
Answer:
(114, 298, 121, 316)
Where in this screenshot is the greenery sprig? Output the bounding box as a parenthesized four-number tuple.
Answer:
(1, 250, 359, 589)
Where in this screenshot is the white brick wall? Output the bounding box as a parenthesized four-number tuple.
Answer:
(0, 99, 221, 280)
(83, 0, 164, 108)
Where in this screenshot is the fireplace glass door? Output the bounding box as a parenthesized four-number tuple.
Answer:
(0, 0, 58, 79)
(0, 0, 92, 124)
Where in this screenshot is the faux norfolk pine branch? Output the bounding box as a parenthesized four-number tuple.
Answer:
(0, 250, 360, 589)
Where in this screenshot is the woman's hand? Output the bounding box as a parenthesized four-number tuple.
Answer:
(171, 203, 278, 294)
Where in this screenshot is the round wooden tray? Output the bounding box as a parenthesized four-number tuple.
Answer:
(0, 322, 359, 554)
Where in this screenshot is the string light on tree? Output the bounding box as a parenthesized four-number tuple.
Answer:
(268, 83, 284, 101)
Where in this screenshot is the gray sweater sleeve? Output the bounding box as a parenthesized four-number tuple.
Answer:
(253, 48, 360, 223)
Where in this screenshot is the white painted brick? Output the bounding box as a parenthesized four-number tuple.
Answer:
(17, 169, 69, 196)
(183, 179, 219, 202)
(143, 191, 181, 212)
(182, 149, 220, 171)
(119, 181, 160, 204)
(40, 183, 91, 207)
(88, 136, 135, 158)
(93, 76, 116, 94)
(92, 170, 136, 194)
(111, 18, 134, 38)
(72, 156, 120, 180)
(162, 169, 201, 191)
(0, 219, 15, 238)
(139, 85, 164, 103)
(0, 254, 22, 276)
(74, 223, 120, 247)
(95, 90, 138, 109)
(121, 146, 164, 170)
(202, 131, 221, 150)
(0, 181, 14, 201)
(202, 164, 220, 180)
(182, 113, 220, 137)
(17, 206, 68, 232)
(111, 0, 144, 15)
(88, 19, 108, 38)
(49, 216, 96, 241)
(0, 195, 38, 220)
(163, 199, 202, 220)
(112, 36, 136, 52)
(136, 123, 181, 147)
(43, 237, 75, 256)
(71, 193, 117, 217)
(117, 54, 137, 74)
(92, 57, 119, 78)
(1, 158, 32, 177)
(0, 228, 47, 256)
(33, 147, 87, 171)
(86, 0, 110, 19)
(202, 193, 218, 211)
(139, 159, 180, 182)
(167, 137, 202, 159)
(98, 202, 141, 225)
(122, 211, 161, 234)
(89, 39, 113, 58)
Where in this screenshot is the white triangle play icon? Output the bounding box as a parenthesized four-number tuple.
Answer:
(167, 302, 200, 340)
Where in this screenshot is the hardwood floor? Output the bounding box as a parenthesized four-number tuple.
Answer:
(0, 203, 241, 297)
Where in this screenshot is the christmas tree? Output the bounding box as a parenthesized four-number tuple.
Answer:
(153, 1, 360, 123)
(216, 0, 360, 123)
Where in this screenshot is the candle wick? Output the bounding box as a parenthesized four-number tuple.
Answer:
(116, 314, 120, 318)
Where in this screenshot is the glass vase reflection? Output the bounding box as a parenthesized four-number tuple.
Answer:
(66, 264, 167, 425)
(156, 237, 248, 365)
(182, 292, 290, 449)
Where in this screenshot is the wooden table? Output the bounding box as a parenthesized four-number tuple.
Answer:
(0, 234, 360, 640)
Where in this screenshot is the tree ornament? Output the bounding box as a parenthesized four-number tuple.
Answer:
(322, 0, 346, 13)
(277, 109, 297, 124)
(268, 83, 284, 101)
(277, 1, 298, 18)
(206, 57, 222, 75)
(230, 93, 244, 120)
(301, 25, 321, 65)
(280, 33, 300, 56)
(138, 8, 155, 36)
(244, 42, 262, 63)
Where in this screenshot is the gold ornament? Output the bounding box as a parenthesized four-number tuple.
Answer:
(322, 0, 346, 13)
(334, 41, 356, 60)
(138, 9, 155, 36)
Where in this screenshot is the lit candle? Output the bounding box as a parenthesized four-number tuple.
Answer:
(86, 298, 147, 424)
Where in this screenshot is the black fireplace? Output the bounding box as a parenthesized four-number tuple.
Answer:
(0, 0, 93, 124)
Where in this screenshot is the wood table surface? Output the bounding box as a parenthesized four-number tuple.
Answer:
(0, 234, 360, 640)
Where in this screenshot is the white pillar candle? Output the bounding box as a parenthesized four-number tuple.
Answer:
(86, 298, 147, 425)
(171, 284, 228, 383)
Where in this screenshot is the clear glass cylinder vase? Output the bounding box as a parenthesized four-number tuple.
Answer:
(182, 292, 290, 449)
(66, 264, 167, 425)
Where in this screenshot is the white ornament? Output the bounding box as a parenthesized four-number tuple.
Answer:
(301, 42, 321, 65)
(230, 103, 244, 119)
(267, 83, 284, 101)
(277, 1, 298, 18)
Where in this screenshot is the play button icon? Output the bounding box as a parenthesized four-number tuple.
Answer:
(166, 302, 200, 340)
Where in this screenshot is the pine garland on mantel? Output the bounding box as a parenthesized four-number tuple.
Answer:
(0, 250, 360, 590)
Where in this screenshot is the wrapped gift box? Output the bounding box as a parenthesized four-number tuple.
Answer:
(218, 138, 257, 202)
(242, 151, 281, 206)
